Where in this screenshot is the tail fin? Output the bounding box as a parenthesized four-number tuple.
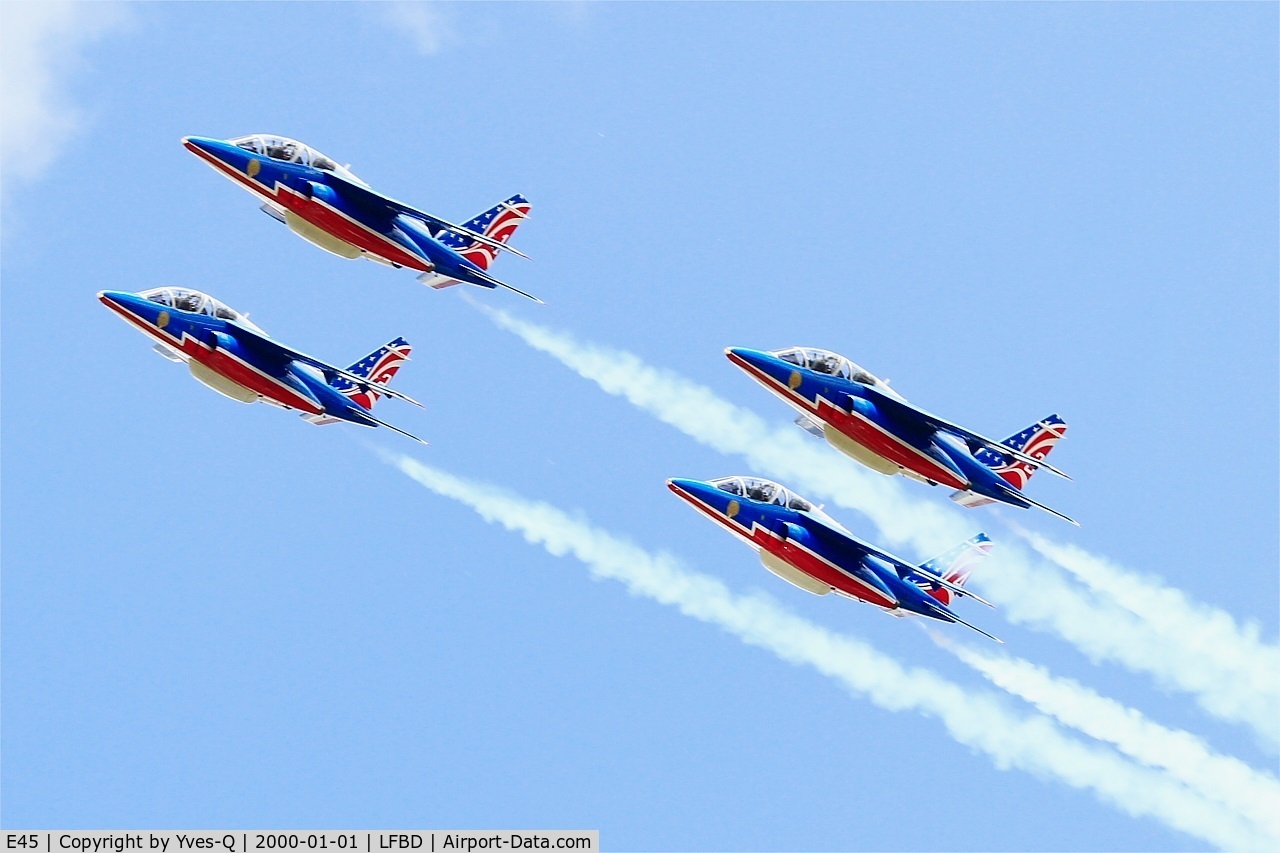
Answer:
(974, 414, 1067, 491)
(335, 337, 412, 410)
(913, 533, 993, 606)
(439, 194, 531, 271)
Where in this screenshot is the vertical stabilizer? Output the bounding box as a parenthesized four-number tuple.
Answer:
(336, 337, 412, 410)
(912, 533, 993, 606)
(303, 338, 412, 426)
(974, 415, 1068, 490)
(438, 194, 531, 271)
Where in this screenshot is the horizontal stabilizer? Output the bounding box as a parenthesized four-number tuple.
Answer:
(1016, 492, 1080, 527)
(417, 272, 466, 290)
(362, 410, 428, 445)
(470, 268, 544, 304)
(943, 610, 1004, 644)
(912, 565, 995, 609)
(950, 489, 996, 509)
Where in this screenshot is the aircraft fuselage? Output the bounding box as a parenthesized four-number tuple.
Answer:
(726, 348, 1026, 508)
(98, 290, 370, 426)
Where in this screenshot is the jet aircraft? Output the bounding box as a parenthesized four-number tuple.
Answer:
(99, 287, 426, 443)
(182, 134, 538, 301)
(727, 346, 1075, 525)
(668, 476, 1001, 642)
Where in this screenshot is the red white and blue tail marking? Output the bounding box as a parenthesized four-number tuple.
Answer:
(335, 337, 412, 410)
(439, 195, 531, 271)
(975, 415, 1068, 490)
(913, 533, 993, 606)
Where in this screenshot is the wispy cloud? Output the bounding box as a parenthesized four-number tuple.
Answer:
(382, 452, 1274, 850)
(478, 305, 1280, 745)
(0, 1, 128, 186)
(381, 2, 453, 56)
(938, 636, 1280, 839)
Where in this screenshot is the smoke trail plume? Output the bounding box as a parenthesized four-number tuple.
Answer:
(478, 306, 1280, 744)
(938, 637, 1280, 838)
(383, 452, 1273, 850)
(1021, 531, 1280, 740)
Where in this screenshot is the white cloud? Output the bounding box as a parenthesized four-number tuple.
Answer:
(382, 2, 452, 56)
(0, 1, 129, 186)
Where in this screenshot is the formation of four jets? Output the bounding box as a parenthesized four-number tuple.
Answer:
(101, 134, 1074, 643)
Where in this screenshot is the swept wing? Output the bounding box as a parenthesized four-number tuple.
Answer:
(327, 173, 531, 261)
(225, 321, 423, 408)
(862, 385, 1071, 481)
(800, 514, 995, 609)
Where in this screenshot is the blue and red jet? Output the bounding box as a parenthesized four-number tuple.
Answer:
(99, 287, 426, 443)
(183, 134, 538, 301)
(727, 347, 1075, 524)
(668, 476, 1001, 642)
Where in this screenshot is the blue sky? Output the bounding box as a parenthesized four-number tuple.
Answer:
(2, 2, 1276, 850)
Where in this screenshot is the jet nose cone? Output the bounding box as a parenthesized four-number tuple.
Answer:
(725, 346, 789, 381)
(725, 346, 770, 367)
(181, 135, 226, 159)
(98, 289, 146, 320)
(666, 478, 700, 497)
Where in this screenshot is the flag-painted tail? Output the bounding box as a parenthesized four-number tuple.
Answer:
(303, 337, 412, 426)
(976, 415, 1068, 490)
(439, 195, 531, 271)
(952, 415, 1071, 521)
(910, 533, 993, 607)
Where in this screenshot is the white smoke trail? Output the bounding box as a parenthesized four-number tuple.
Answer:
(382, 452, 1273, 850)
(479, 306, 1280, 745)
(937, 637, 1280, 838)
(1021, 530, 1280, 742)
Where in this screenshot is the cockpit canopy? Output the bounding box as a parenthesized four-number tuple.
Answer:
(771, 347, 880, 385)
(708, 476, 814, 512)
(139, 287, 264, 333)
(229, 135, 363, 183)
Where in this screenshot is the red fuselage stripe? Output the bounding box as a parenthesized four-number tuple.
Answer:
(185, 143, 430, 271)
(670, 487, 898, 609)
(101, 298, 324, 414)
(728, 353, 968, 490)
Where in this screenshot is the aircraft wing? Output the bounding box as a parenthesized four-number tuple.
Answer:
(327, 174, 530, 261)
(862, 385, 1071, 481)
(799, 514, 995, 609)
(225, 322, 423, 408)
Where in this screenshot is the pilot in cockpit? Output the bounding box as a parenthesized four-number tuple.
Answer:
(710, 476, 819, 513)
(179, 290, 208, 313)
(139, 287, 263, 331)
(267, 140, 296, 162)
(742, 479, 780, 504)
(809, 352, 843, 376)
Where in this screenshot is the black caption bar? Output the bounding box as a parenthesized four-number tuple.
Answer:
(3, 833, 599, 853)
